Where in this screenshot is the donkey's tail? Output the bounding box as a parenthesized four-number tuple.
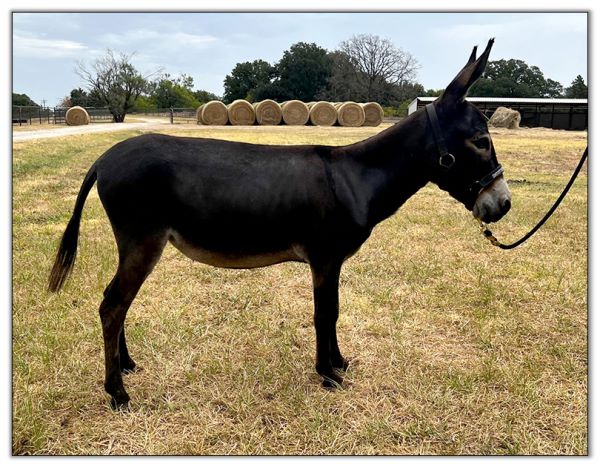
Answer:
(48, 162, 98, 293)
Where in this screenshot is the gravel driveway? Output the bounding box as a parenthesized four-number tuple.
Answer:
(12, 119, 168, 142)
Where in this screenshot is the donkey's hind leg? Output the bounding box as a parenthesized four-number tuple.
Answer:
(119, 327, 137, 373)
(99, 232, 167, 409)
(103, 276, 136, 373)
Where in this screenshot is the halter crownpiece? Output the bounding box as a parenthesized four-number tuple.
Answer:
(425, 103, 503, 194)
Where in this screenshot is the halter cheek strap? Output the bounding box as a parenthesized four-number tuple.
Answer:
(425, 102, 503, 195)
(425, 103, 455, 170)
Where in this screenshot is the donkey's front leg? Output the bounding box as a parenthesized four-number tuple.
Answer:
(310, 260, 347, 388)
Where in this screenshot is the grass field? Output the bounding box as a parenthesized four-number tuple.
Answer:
(12, 124, 587, 455)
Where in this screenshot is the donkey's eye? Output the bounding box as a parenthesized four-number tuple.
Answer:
(473, 137, 490, 151)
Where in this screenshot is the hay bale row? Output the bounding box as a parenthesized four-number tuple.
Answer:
(335, 102, 365, 127)
(65, 106, 90, 126)
(228, 99, 255, 125)
(308, 101, 337, 126)
(253, 99, 282, 125)
(197, 100, 228, 125)
(197, 100, 384, 127)
(361, 102, 384, 127)
(282, 100, 309, 125)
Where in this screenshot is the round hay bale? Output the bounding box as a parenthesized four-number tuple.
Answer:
(253, 99, 282, 125)
(65, 106, 90, 126)
(227, 99, 255, 126)
(309, 101, 337, 126)
(281, 100, 309, 126)
(200, 100, 229, 125)
(489, 106, 521, 129)
(196, 104, 204, 124)
(336, 101, 365, 127)
(361, 102, 384, 127)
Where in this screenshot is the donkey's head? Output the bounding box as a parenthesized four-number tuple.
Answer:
(426, 38, 511, 223)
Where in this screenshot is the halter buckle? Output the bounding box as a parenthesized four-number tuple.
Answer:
(439, 153, 456, 170)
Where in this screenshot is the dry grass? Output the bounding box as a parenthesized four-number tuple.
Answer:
(12, 125, 587, 455)
(12, 123, 65, 132)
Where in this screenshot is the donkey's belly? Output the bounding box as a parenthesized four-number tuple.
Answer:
(168, 229, 306, 269)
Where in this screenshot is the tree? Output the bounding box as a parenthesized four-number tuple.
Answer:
(544, 78, 565, 98)
(151, 74, 201, 109)
(12, 93, 38, 106)
(338, 34, 419, 102)
(194, 89, 220, 103)
(317, 51, 363, 102)
(67, 87, 105, 107)
(469, 59, 563, 98)
(57, 96, 72, 108)
(424, 89, 444, 97)
(76, 50, 155, 122)
(565, 75, 588, 98)
(132, 95, 156, 112)
(276, 42, 332, 102)
(387, 82, 425, 106)
(250, 82, 292, 102)
(69, 87, 88, 107)
(223, 60, 274, 103)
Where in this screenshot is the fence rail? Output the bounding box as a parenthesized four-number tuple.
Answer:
(12, 106, 114, 126)
(131, 108, 173, 117)
(169, 108, 197, 124)
(12, 106, 190, 126)
(12, 106, 52, 125)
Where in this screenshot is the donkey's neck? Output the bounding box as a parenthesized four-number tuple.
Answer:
(331, 111, 431, 229)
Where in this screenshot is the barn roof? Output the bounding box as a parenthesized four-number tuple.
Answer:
(411, 97, 587, 105)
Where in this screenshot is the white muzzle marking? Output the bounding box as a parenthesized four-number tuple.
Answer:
(472, 176, 511, 223)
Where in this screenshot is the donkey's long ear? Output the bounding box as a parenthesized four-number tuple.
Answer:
(440, 38, 494, 105)
(445, 45, 478, 85)
(467, 45, 478, 66)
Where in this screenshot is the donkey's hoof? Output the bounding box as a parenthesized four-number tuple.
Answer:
(120, 357, 137, 374)
(332, 357, 350, 372)
(109, 392, 131, 411)
(121, 363, 138, 375)
(321, 373, 344, 390)
(110, 397, 130, 411)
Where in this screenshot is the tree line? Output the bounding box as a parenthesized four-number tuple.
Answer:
(13, 34, 588, 123)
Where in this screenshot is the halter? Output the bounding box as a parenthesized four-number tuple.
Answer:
(425, 103, 504, 195)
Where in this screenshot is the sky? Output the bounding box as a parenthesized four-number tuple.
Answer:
(12, 11, 588, 106)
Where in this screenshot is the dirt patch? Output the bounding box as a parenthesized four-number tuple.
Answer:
(12, 122, 169, 142)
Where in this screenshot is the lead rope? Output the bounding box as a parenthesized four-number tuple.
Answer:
(478, 146, 588, 250)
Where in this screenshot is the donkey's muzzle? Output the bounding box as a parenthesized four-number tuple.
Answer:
(472, 176, 512, 223)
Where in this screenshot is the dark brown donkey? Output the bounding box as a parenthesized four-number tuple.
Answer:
(49, 39, 511, 408)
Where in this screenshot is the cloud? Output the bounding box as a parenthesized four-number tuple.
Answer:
(99, 28, 217, 51)
(13, 33, 88, 58)
(431, 14, 586, 41)
(13, 12, 83, 31)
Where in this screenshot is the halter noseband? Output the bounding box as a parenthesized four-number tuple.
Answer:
(425, 103, 503, 195)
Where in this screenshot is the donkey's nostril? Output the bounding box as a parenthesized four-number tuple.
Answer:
(502, 199, 511, 214)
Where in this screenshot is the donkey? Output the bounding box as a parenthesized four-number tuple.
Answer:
(49, 39, 510, 408)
